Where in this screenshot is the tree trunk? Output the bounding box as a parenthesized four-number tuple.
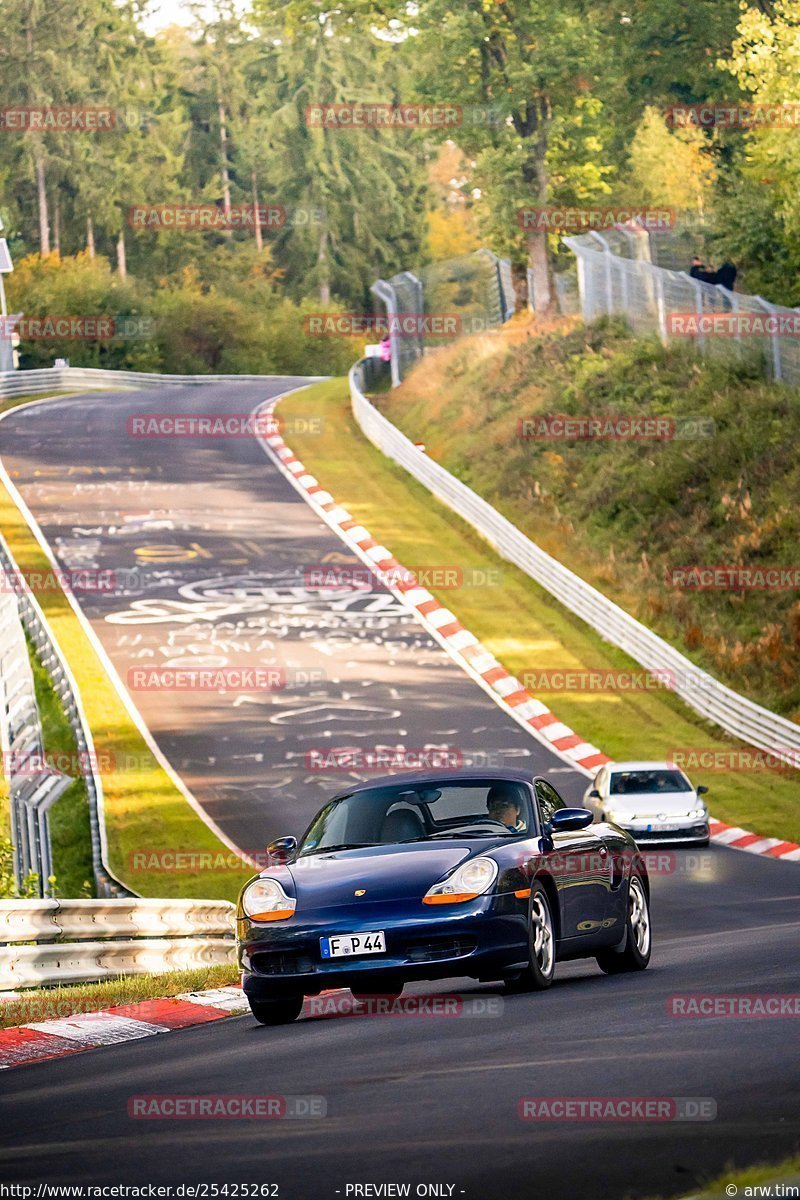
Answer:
(251, 169, 263, 253)
(35, 149, 50, 255)
(86, 215, 95, 258)
(518, 98, 553, 313)
(218, 100, 233, 241)
(53, 194, 61, 255)
(526, 229, 551, 313)
(317, 225, 330, 306)
(116, 229, 127, 279)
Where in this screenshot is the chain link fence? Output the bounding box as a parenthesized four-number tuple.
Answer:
(371, 249, 515, 385)
(564, 230, 800, 386)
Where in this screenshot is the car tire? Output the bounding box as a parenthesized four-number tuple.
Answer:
(505, 882, 556, 992)
(596, 874, 651, 974)
(248, 994, 304, 1025)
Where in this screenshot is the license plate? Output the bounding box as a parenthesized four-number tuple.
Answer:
(646, 823, 681, 832)
(320, 931, 386, 959)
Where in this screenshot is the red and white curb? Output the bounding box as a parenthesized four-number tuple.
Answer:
(254, 398, 800, 866)
(708, 819, 800, 861)
(0, 986, 251, 1070)
(256, 401, 609, 776)
(0, 986, 389, 1070)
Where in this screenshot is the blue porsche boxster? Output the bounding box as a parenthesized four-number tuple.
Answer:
(236, 769, 651, 1024)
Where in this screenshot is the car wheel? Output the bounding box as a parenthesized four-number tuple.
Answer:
(248, 994, 304, 1025)
(505, 882, 556, 992)
(596, 874, 651, 974)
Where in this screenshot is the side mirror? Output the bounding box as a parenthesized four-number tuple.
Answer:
(266, 835, 297, 865)
(549, 808, 594, 833)
(588, 788, 601, 799)
(696, 785, 708, 796)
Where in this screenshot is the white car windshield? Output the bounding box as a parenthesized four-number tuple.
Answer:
(609, 770, 692, 796)
(298, 781, 531, 855)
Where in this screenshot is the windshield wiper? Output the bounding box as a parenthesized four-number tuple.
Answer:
(428, 829, 512, 839)
(299, 842, 373, 857)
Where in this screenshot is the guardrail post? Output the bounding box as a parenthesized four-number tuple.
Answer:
(371, 279, 401, 388)
(757, 298, 782, 382)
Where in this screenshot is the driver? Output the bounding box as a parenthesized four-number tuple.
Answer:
(486, 784, 526, 832)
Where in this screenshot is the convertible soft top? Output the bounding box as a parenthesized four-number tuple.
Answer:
(327, 767, 538, 803)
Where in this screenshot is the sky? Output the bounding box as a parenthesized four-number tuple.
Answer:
(141, 1, 222, 34)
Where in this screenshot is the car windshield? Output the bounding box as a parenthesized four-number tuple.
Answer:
(609, 769, 692, 796)
(297, 780, 532, 855)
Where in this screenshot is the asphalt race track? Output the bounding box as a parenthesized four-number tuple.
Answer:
(1, 849, 799, 1197)
(0, 381, 587, 857)
(0, 384, 798, 1198)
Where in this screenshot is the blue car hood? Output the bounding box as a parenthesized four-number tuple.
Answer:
(286, 842, 477, 904)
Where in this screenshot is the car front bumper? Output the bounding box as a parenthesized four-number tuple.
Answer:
(615, 819, 710, 845)
(238, 895, 529, 998)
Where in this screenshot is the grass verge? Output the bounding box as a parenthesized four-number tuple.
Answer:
(382, 318, 800, 720)
(657, 1156, 800, 1200)
(281, 378, 800, 844)
(0, 393, 253, 900)
(0, 964, 239, 1028)
(28, 637, 94, 897)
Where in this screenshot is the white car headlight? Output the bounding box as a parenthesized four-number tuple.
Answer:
(242, 877, 296, 922)
(423, 856, 498, 905)
(688, 807, 708, 819)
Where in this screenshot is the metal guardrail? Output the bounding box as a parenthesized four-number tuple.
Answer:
(0, 590, 70, 893)
(0, 532, 130, 899)
(0, 365, 326, 399)
(349, 361, 800, 769)
(0, 898, 236, 989)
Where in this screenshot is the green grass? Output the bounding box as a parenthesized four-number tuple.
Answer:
(655, 1156, 800, 1200)
(28, 638, 94, 898)
(381, 318, 800, 720)
(280, 377, 800, 844)
(0, 965, 240, 1028)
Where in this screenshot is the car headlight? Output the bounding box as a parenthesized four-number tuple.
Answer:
(242, 877, 296, 921)
(688, 807, 707, 819)
(423, 856, 498, 905)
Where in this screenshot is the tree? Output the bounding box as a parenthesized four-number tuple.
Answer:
(625, 106, 717, 217)
(250, 1, 428, 306)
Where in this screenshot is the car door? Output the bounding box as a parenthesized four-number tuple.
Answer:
(535, 779, 613, 940)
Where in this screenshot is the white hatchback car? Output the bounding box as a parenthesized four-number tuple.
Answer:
(584, 761, 710, 846)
